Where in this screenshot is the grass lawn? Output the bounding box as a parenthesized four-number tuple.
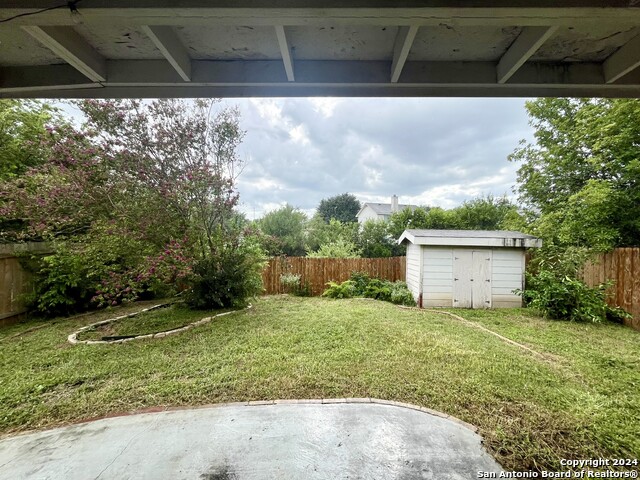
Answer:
(0, 296, 638, 471)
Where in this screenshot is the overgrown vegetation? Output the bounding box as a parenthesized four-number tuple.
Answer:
(517, 270, 630, 324)
(322, 271, 415, 306)
(279, 272, 311, 297)
(0, 99, 264, 316)
(254, 193, 521, 259)
(1, 296, 638, 472)
(510, 98, 640, 323)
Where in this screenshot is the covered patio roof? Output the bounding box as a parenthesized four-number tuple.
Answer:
(1, 1, 640, 98)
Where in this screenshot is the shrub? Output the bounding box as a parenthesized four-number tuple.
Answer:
(363, 278, 392, 300)
(279, 272, 311, 297)
(321, 273, 415, 306)
(184, 240, 265, 309)
(390, 281, 416, 306)
(517, 269, 630, 323)
(21, 243, 96, 316)
(322, 280, 357, 299)
(349, 271, 371, 295)
(307, 238, 361, 258)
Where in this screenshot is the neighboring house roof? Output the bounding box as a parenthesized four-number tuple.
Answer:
(357, 203, 419, 217)
(398, 229, 542, 248)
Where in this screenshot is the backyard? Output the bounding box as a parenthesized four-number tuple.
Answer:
(0, 295, 638, 472)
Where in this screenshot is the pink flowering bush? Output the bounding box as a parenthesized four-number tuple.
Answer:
(5, 99, 258, 316)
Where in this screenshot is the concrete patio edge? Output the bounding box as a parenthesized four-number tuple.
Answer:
(0, 398, 479, 441)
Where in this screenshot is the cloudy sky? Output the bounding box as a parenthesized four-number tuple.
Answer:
(62, 97, 535, 219)
(225, 97, 535, 219)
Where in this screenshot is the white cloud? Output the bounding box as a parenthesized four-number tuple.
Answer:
(308, 97, 343, 118)
(56, 97, 535, 220)
(289, 124, 311, 145)
(226, 97, 535, 218)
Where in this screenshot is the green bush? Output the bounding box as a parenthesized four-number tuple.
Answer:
(322, 280, 357, 299)
(322, 273, 415, 306)
(363, 278, 392, 300)
(517, 269, 630, 323)
(279, 272, 311, 297)
(349, 271, 371, 294)
(390, 281, 416, 306)
(184, 241, 265, 309)
(21, 244, 96, 316)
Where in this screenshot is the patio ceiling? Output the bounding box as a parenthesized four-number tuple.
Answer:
(1, 1, 640, 98)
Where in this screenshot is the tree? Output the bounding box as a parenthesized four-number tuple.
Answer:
(387, 206, 463, 239)
(307, 238, 361, 258)
(0, 100, 63, 180)
(258, 204, 307, 256)
(305, 216, 358, 253)
(316, 193, 361, 223)
(1, 99, 258, 314)
(454, 194, 519, 230)
(510, 98, 640, 250)
(357, 220, 401, 258)
(387, 207, 431, 239)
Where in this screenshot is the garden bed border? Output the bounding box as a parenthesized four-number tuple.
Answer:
(68, 303, 251, 345)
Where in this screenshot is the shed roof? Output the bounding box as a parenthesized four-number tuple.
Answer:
(398, 229, 542, 248)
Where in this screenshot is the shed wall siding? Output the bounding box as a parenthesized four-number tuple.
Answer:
(422, 247, 453, 307)
(491, 248, 524, 307)
(405, 243, 421, 301)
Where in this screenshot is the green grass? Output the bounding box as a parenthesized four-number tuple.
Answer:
(0, 296, 638, 472)
(75, 303, 231, 341)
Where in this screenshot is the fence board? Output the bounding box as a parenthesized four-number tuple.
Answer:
(580, 248, 640, 331)
(262, 256, 407, 297)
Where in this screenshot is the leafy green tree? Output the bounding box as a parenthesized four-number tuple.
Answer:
(305, 216, 358, 252)
(358, 220, 401, 258)
(454, 194, 519, 230)
(510, 98, 640, 250)
(258, 204, 307, 256)
(307, 238, 361, 258)
(2, 99, 255, 314)
(387, 207, 431, 239)
(316, 193, 361, 223)
(0, 100, 63, 180)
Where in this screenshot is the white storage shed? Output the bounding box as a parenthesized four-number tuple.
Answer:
(398, 230, 542, 309)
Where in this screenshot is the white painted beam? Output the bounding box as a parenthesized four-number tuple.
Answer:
(496, 26, 558, 84)
(0, 59, 607, 88)
(21, 26, 106, 82)
(390, 25, 419, 83)
(4, 7, 640, 28)
(275, 25, 295, 82)
(0, 65, 101, 93)
(4, 60, 640, 99)
(603, 34, 640, 83)
(141, 25, 192, 82)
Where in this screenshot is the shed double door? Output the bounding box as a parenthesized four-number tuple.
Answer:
(453, 249, 492, 308)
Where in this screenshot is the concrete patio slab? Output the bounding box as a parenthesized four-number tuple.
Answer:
(0, 401, 502, 480)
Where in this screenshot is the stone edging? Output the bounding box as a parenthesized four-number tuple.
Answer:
(68, 304, 251, 345)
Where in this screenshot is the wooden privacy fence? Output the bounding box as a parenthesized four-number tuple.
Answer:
(0, 243, 51, 326)
(581, 248, 640, 330)
(262, 256, 406, 296)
